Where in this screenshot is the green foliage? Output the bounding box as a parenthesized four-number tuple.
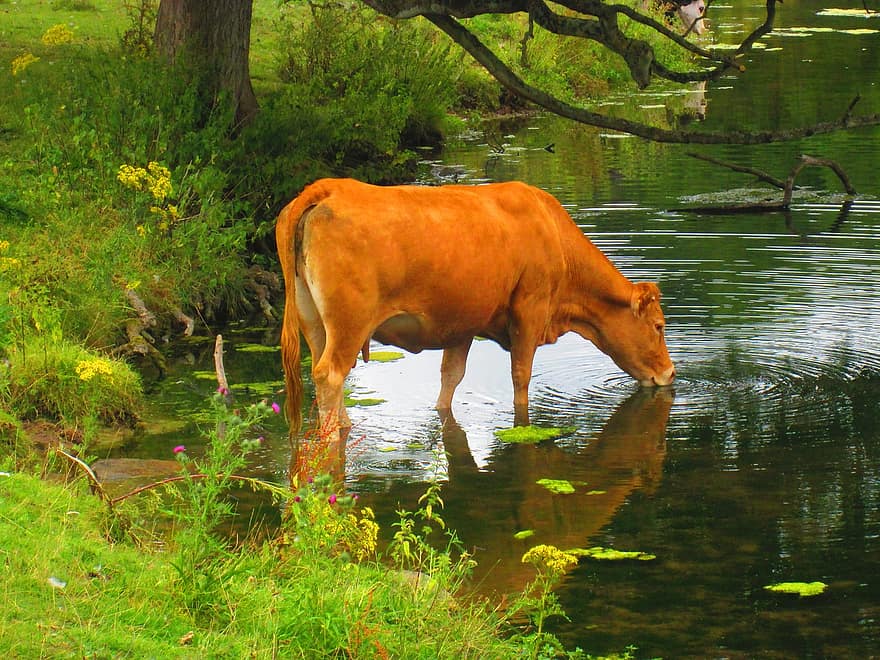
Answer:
(279, 7, 462, 147)
(510, 544, 585, 660)
(3, 334, 142, 428)
(161, 392, 275, 617)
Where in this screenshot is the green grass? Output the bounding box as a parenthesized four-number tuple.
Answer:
(0, 471, 524, 658)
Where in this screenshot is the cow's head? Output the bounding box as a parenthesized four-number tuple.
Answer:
(595, 282, 676, 387)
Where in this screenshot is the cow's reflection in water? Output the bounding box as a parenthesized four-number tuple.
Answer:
(296, 387, 673, 597)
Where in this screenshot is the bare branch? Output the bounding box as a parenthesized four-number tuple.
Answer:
(687, 152, 787, 188)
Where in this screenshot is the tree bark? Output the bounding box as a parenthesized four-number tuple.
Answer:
(154, 0, 258, 128)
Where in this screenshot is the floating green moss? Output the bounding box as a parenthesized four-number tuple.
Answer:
(536, 478, 575, 495)
(235, 344, 279, 353)
(568, 546, 656, 561)
(514, 530, 535, 540)
(344, 397, 385, 407)
(586, 490, 607, 496)
(366, 351, 404, 363)
(494, 425, 576, 444)
(764, 581, 827, 597)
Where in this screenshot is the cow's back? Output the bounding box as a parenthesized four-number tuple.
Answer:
(292, 178, 571, 349)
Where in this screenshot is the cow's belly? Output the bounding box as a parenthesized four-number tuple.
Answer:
(372, 312, 508, 353)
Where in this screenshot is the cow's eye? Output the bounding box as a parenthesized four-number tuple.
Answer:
(655, 322, 665, 334)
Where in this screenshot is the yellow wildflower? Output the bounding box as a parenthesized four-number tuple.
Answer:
(117, 164, 146, 191)
(146, 162, 172, 202)
(118, 162, 173, 203)
(11, 53, 40, 77)
(41, 24, 75, 46)
(135, 225, 147, 237)
(75, 358, 115, 382)
(522, 544, 578, 577)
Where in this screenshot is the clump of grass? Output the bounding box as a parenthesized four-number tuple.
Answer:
(3, 335, 142, 427)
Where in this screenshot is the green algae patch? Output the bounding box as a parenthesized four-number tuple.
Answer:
(344, 396, 385, 407)
(494, 425, 576, 444)
(586, 490, 607, 496)
(366, 350, 404, 363)
(536, 478, 575, 495)
(569, 546, 656, 561)
(235, 343, 279, 353)
(764, 581, 827, 597)
(514, 529, 535, 540)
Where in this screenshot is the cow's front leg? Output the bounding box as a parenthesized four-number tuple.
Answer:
(437, 339, 472, 411)
(510, 337, 537, 427)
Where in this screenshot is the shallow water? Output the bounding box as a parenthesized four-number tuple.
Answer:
(124, 2, 880, 656)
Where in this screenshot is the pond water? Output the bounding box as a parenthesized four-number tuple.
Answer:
(122, 2, 880, 657)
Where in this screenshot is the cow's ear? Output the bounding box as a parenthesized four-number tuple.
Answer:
(631, 282, 661, 318)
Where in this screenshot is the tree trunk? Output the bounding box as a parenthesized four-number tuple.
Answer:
(154, 0, 258, 128)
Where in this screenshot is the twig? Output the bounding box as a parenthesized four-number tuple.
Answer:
(782, 154, 856, 207)
(172, 306, 195, 337)
(55, 449, 109, 502)
(214, 334, 229, 396)
(686, 152, 786, 189)
(108, 472, 290, 506)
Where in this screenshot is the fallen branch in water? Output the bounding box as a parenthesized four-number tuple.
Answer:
(680, 153, 856, 213)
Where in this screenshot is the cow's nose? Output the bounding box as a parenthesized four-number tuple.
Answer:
(656, 365, 676, 386)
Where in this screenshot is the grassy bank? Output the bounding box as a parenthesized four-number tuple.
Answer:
(0, 395, 598, 658)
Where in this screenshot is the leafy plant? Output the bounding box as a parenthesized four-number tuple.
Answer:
(509, 544, 583, 660)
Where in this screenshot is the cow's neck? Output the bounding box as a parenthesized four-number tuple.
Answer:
(555, 231, 634, 344)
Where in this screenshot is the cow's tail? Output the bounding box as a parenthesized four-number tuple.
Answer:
(275, 180, 333, 438)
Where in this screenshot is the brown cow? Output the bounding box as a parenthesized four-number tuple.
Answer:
(276, 178, 674, 443)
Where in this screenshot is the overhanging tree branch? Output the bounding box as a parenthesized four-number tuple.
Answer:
(361, 0, 880, 143)
(425, 12, 880, 143)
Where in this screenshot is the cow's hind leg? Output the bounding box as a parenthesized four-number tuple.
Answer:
(312, 333, 360, 435)
(436, 340, 472, 412)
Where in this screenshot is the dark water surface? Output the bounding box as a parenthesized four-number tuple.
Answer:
(127, 2, 880, 657)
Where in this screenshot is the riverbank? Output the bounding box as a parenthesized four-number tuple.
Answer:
(0, 469, 531, 658)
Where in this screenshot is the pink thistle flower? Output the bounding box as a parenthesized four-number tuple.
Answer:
(328, 494, 337, 505)
(294, 495, 302, 503)
(217, 386, 228, 395)
(173, 445, 186, 455)
(271, 402, 281, 414)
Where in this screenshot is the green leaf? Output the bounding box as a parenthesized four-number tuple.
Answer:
(513, 529, 535, 540)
